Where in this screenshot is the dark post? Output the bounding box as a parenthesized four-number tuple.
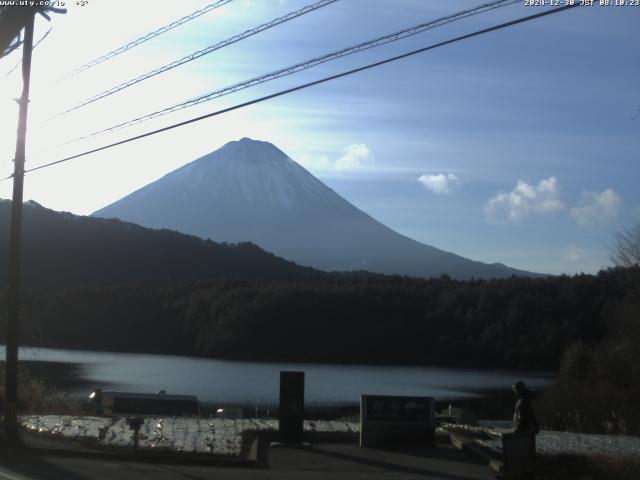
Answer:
(5, 9, 36, 444)
(278, 371, 304, 444)
(127, 417, 144, 451)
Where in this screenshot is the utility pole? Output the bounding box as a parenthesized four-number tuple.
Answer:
(5, 9, 35, 444)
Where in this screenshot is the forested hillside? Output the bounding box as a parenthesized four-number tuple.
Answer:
(8, 267, 638, 369)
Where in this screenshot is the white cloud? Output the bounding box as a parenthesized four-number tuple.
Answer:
(298, 154, 332, 171)
(335, 144, 371, 171)
(417, 173, 460, 194)
(570, 188, 622, 226)
(484, 177, 565, 222)
(299, 144, 372, 172)
(561, 245, 587, 263)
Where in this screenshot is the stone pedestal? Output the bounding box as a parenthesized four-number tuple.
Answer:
(503, 431, 535, 479)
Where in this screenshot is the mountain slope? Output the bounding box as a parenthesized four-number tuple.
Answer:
(94, 138, 536, 279)
(0, 200, 318, 288)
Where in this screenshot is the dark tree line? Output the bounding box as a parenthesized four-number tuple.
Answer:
(4, 267, 638, 370)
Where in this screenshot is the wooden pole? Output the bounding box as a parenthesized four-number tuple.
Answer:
(5, 9, 35, 444)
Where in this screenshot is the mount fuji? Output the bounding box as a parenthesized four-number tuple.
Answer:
(93, 138, 533, 279)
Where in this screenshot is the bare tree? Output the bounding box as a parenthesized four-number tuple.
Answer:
(610, 220, 640, 267)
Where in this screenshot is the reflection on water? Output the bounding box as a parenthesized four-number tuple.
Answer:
(1, 346, 552, 408)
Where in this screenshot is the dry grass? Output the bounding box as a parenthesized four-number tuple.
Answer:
(17, 375, 88, 415)
(0, 363, 89, 415)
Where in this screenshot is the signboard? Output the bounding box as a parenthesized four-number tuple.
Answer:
(279, 371, 305, 444)
(360, 394, 435, 448)
(364, 395, 433, 422)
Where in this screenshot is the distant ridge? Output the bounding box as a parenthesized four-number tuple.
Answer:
(0, 200, 319, 288)
(94, 138, 539, 279)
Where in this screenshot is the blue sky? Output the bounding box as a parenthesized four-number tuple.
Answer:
(0, 0, 638, 274)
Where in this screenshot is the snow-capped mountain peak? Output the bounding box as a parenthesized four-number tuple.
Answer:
(93, 138, 534, 279)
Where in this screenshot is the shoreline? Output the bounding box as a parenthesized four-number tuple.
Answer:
(3, 344, 558, 373)
(19, 359, 523, 420)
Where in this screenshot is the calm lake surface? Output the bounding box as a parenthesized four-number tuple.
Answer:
(1, 347, 552, 409)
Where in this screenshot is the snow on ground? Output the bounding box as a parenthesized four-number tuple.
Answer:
(22, 415, 640, 459)
(460, 424, 640, 459)
(20, 416, 358, 457)
(478, 430, 640, 458)
(23, 415, 111, 440)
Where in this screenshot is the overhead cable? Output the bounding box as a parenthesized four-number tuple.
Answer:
(70, 0, 521, 143)
(13, 3, 578, 179)
(51, 0, 338, 118)
(59, 0, 235, 81)
(5, 27, 52, 77)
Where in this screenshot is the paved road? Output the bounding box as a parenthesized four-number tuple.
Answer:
(0, 441, 493, 480)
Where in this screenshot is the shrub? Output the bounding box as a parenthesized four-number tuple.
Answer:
(0, 362, 88, 415)
(538, 297, 640, 434)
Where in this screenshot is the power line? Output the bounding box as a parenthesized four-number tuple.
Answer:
(68, 0, 521, 144)
(4, 27, 52, 77)
(12, 3, 578, 180)
(51, 0, 338, 118)
(58, 0, 235, 81)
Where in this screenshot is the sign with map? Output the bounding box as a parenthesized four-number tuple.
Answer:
(360, 394, 435, 448)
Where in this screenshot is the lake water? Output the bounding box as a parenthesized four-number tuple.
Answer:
(1, 347, 552, 411)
